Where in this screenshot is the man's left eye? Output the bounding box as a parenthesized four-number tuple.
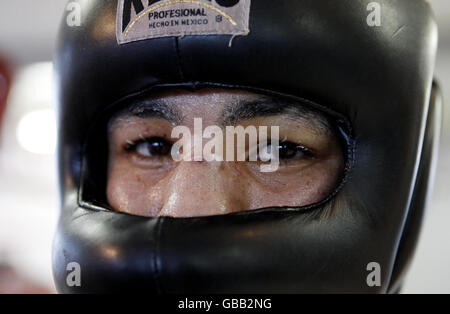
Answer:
(258, 141, 313, 161)
(277, 142, 311, 160)
(132, 137, 173, 157)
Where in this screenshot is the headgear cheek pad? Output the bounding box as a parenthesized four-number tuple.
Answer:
(53, 0, 440, 293)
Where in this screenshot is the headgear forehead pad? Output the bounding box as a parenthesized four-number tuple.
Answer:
(53, 0, 440, 293)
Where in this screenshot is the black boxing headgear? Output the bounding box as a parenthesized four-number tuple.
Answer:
(53, 0, 441, 293)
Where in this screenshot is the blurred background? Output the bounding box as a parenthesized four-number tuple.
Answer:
(0, 0, 449, 294)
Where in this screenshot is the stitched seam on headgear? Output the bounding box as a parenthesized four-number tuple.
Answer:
(153, 217, 164, 294)
(174, 37, 187, 82)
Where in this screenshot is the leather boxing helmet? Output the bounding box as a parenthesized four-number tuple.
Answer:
(53, 0, 441, 293)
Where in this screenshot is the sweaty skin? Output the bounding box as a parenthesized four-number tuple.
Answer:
(107, 89, 344, 217)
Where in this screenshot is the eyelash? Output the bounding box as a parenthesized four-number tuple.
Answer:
(276, 142, 316, 160)
(123, 137, 316, 160)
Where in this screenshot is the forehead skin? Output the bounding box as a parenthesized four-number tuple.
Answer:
(109, 88, 333, 135)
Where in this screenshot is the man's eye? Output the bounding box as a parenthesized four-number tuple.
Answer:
(266, 141, 313, 161)
(129, 137, 173, 157)
(254, 141, 314, 162)
(278, 142, 311, 160)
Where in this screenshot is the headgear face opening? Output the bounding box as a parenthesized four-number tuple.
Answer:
(53, 0, 441, 293)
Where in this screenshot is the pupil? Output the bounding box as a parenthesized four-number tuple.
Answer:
(147, 138, 170, 156)
(279, 142, 299, 159)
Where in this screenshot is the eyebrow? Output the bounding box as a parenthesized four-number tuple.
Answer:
(220, 98, 332, 133)
(110, 99, 183, 127)
(110, 96, 332, 134)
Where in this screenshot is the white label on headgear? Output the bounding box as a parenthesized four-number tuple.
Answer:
(116, 0, 251, 44)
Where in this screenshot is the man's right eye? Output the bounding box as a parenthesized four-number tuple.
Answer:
(127, 137, 173, 157)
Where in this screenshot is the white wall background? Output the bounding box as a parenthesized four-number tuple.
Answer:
(0, 0, 449, 293)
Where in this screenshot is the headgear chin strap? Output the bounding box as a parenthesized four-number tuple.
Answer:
(53, 0, 440, 293)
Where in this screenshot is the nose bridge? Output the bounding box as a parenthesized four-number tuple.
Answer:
(159, 161, 247, 217)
